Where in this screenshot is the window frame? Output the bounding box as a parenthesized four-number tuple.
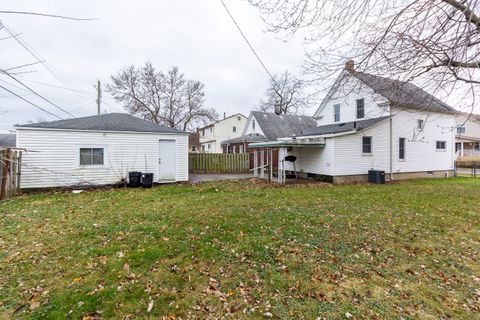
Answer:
(356, 98, 365, 119)
(233, 126, 236, 133)
(456, 125, 466, 134)
(252, 120, 256, 130)
(334, 104, 341, 122)
(362, 136, 372, 155)
(398, 137, 406, 160)
(436, 140, 446, 151)
(417, 119, 424, 130)
(77, 146, 106, 167)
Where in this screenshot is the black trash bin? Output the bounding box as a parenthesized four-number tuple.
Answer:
(128, 171, 142, 188)
(141, 173, 154, 188)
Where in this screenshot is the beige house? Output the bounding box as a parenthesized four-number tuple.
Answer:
(198, 114, 247, 153)
(455, 113, 480, 158)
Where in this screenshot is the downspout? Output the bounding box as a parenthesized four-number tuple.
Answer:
(390, 117, 393, 181)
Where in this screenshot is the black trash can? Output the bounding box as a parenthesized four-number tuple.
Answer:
(128, 171, 142, 188)
(141, 173, 154, 188)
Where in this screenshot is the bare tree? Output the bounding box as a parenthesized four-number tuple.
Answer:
(258, 71, 307, 114)
(107, 63, 218, 131)
(248, 0, 480, 112)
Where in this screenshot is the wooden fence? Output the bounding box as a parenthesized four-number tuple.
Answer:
(189, 153, 249, 173)
(0, 149, 22, 200)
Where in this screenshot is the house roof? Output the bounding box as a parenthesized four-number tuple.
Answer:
(221, 133, 268, 145)
(302, 116, 391, 136)
(16, 113, 186, 134)
(0, 134, 16, 147)
(251, 111, 318, 140)
(352, 71, 457, 114)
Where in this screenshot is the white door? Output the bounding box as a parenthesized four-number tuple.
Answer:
(158, 140, 176, 182)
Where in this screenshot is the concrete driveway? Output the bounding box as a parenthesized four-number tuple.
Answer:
(189, 173, 253, 183)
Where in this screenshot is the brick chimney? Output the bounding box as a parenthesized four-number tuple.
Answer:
(345, 60, 355, 72)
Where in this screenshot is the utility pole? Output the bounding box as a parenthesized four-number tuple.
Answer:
(95, 79, 102, 115)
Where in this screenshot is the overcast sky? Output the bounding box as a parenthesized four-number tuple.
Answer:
(0, 0, 306, 133)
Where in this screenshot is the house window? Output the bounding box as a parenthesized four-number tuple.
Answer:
(192, 146, 196, 152)
(208, 144, 211, 150)
(239, 145, 244, 153)
(252, 120, 256, 130)
(417, 119, 424, 130)
(233, 126, 236, 133)
(202, 129, 205, 137)
(475, 142, 480, 151)
(362, 136, 372, 154)
(399, 137, 406, 160)
(356, 99, 365, 119)
(209, 127, 213, 133)
(79, 148, 104, 166)
(436, 141, 446, 151)
(334, 104, 341, 122)
(457, 125, 466, 134)
(202, 145, 205, 152)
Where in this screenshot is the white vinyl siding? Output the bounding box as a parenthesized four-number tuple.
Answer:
(17, 129, 188, 188)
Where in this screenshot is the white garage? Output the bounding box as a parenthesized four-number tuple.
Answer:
(15, 113, 189, 189)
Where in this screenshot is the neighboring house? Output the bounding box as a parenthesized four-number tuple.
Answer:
(188, 131, 201, 153)
(221, 111, 317, 153)
(0, 134, 16, 148)
(15, 113, 189, 188)
(455, 112, 480, 158)
(251, 61, 458, 183)
(198, 114, 247, 153)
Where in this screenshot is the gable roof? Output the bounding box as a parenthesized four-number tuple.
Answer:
(16, 113, 186, 134)
(250, 111, 317, 140)
(352, 72, 457, 114)
(302, 116, 390, 136)
(0, 134, 16, 147)
(221, 133, 268, 145)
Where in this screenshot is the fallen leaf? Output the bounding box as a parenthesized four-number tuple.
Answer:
(147, 299, 154, 313)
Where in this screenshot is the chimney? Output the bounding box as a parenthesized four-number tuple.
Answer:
(223, 112, 226, 119)
(345, 60, 355, 72)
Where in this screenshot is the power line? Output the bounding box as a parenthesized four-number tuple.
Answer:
(1, 70, 76, 118)
(218, 0, 275, 81)
(0, 19, 96, 107)
(0, 84, 63, 119)
(15, 77, 96, 95)
(0, 11, 97, 21)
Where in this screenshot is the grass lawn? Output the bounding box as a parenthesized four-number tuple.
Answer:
(1, 178, 479, 319)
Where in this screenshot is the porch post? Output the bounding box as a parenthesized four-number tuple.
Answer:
(269, 148, 273, 183)
(253, 149, 258, 177)
(260, 149, 265, 179)
(461, 142, 464, 157)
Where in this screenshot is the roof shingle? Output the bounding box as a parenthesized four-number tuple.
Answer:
(16, 113, 186, 134)
(251, 111, 317, 140)
(302, 116, 390, 136)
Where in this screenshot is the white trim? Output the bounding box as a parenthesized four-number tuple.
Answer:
(76, 145, 108, 168)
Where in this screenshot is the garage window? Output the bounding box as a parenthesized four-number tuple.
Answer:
(80, 148, 104, 166)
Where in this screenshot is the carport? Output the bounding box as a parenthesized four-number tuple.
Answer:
(249, 138, 326, 184)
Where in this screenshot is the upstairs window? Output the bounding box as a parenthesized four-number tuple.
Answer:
(356, 99, 365, 119)
(399, 138, 406, 160)
(456, 125, 466, 134)
(436, 141, 446, 151)
(80, 148, 104, 166)
(202, 129, 205, 137)
(362, 136, 372, 154)
(209, 127, 213, 133)
(233, 126, 237, 133)
(417, 119, 424, 130)
(252, 120, 256, 130)
(334, 104, 341, 122)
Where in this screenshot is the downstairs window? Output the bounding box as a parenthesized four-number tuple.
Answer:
(79, 148, 104, 166)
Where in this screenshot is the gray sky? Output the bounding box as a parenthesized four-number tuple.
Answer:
(0, 0, 306, 133)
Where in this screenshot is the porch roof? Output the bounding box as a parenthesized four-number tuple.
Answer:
(249, 140, 326, 148)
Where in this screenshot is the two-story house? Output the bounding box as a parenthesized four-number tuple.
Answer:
(455, 112, 480, 158)
(250, 61, 458, 183)
(198, 114, 247, 153)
